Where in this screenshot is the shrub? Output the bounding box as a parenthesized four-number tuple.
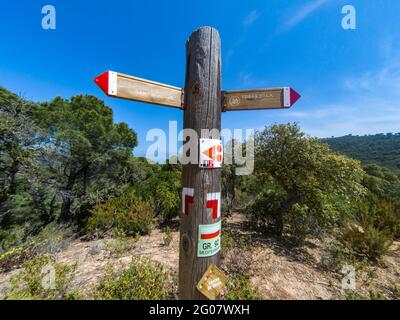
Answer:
(345, 291, 367, 300)
(222, 238, 262, 300)
(0, 224, 75, 273)
(153, 182, 180, 222)
(321, 240, 368, 273)
(163, 227, 172, 246)
(134, 167, 181, 222)
(341, 223, 392, 261)
(220, 231, 235, 259)
(106, 231, 140, 257)
(225, 275, 262, 300)
(374, 200, 400, 240)
(3, 255, 77, 300)
(248, 124, 366, 244)
(93, 258, 175, 300)
(0, 225, 26, 253)
(85, 192, 154, 236)
(0, 244, 35, 273)
(339, 200, 395, 261)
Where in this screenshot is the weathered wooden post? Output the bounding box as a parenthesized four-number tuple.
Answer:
(179, 27, 222, 300)
(94, 25, 300, 301)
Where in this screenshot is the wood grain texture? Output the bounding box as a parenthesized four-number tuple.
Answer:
(179, 27, 222, 300)
(116, 73, 183, 108)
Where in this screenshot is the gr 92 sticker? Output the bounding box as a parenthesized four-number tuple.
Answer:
(198, 221, 221, 257)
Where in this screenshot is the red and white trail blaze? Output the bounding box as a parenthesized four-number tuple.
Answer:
(206, 192, 221, 220)
(182, 188, 194, 216)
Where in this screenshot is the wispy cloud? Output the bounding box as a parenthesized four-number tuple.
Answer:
(274, 48, 400, 138)
(280, 0, 328, 32)
(343, 63, 400, 92)
(236, 72, 270, 89)
(243, 10, 260, 28)
(277, 97, 400, 138)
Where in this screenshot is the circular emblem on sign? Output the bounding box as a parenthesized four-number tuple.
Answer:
(228, 96, 240, 107)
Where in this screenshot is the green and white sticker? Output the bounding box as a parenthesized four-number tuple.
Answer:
(198, 221, 221, 257)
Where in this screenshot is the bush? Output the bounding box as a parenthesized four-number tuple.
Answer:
(132, 166, 181, 222)
(0, 243, 37, 273)
(248, 124, 366, 245)
(220, 230, 235, 259)
(339, 200, 395, 261)
(0, 225, 26, 253)
(374, 200, 400, 240)
(163, 227, 172, 246)
(85, 192, 154, 236)
(3, 255, 77, 300)
(225, 275, 262, 300)
(93, 258, 176, 300)
(321, 240, 368, 273)
(222, 235, 261, 300)
(341, 223, 392, 261)
(0, 223, 75, 273)
(105, 231, 140, 257)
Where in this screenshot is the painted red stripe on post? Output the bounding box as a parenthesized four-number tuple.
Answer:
(184, 195, 194, 216)
(201, 230, 220, 240)
(206, 199, 219, 220)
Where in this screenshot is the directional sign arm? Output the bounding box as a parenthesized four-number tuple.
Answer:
(94, 71, 300, 111)
(222, 87, 301, 111)
(94, 70, 184, 109)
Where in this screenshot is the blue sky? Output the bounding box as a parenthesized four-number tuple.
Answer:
(1, 0, 400, 157)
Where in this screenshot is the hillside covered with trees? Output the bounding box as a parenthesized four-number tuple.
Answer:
(323, 134, 400, 173)
(1, 87, 399, 300)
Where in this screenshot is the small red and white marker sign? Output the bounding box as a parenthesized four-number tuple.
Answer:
(182, 187, 194, 216)
(206, 192, 221, 220)
(198, 221, 221, 257)
(199, 139, 223, 168)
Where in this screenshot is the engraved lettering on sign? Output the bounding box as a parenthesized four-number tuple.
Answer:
(242, 93, 274, 100)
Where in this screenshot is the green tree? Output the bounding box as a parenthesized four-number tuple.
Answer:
(135, 164, 181, 222)
(32, 95, 137, 223)
(0, 88, 56, 240)
(250, 123, 366, 244)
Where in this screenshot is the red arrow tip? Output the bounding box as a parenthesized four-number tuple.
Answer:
(290, 88, 301, 106)
(93, 71, 109, 95)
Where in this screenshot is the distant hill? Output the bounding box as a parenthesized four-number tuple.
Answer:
(322, 133, 400, 172)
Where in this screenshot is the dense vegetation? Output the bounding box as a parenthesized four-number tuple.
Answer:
(1, 87, 400, 299)
(0, 87, 180, 252)
(323, 134, 400, 173)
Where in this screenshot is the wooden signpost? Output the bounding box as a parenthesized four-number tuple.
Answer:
(223, 87, 300, 111)
(94, 26, 300, 300)
(94, 70, 184, 108)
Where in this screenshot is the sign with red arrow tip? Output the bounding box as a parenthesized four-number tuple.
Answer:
(94, 70, 184, 109)
(94, 71, 300, 112)
(93, 27, 301, 301)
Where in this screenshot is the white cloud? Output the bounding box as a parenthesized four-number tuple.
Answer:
(237, 72, 270, 89)
(343, 63, 400, 92)
(280, 0, 328, 32)
(278, 97, 400, 138)
(243, 10, 260, 28)
(274, 59, 400, 138)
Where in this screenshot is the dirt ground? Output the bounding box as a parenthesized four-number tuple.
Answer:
(0, 213, 399, 300)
